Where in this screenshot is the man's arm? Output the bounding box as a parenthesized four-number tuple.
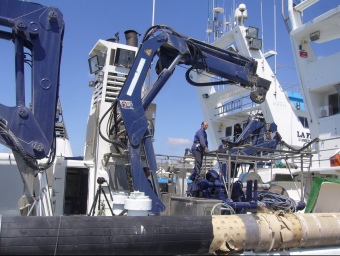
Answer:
(198, 129, 208, 148)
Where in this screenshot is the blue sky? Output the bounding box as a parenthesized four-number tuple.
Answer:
(0, 0, 339, 157)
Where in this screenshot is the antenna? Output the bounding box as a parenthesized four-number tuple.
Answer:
(234, 4, 247, 27)
(206, 0, 226, 43)
(152, 0, 155, 26)
(145, 0, 156, 95)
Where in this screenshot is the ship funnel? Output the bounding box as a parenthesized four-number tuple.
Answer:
(106, 32, 120, 43)
(124, 30, 138, 47)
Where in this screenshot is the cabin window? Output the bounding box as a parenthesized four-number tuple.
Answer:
(225, 126, 232, 137)
(114, 48, 136, 68)
(298, 116, 309, 128)
(329, 93, 339, 115)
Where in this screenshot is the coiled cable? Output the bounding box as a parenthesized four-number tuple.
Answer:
(257, 190, 297, 212)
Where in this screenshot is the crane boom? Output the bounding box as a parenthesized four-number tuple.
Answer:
(116, 25, 271, 213)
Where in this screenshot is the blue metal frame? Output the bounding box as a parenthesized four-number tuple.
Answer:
(117, 27, 272, 213)
(0, 0, 64, 159)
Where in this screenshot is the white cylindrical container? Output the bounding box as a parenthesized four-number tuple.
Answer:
(124, 191, 152, 216)
(112, 192, 128, 215)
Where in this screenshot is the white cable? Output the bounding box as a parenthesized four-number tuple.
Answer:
(211, 202, 236, 215)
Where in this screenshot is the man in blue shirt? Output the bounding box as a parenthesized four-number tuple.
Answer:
(189, 121, 209, 181)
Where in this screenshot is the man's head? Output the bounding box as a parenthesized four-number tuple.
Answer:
(201, 121, 208, 130)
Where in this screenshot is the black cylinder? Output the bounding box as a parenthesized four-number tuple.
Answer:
(106, 38, 117, 43)
(124, 30, 138, 47)
(0, 215, 213, 255)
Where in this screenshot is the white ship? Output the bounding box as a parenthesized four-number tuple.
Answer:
(1, 0, 340, 254)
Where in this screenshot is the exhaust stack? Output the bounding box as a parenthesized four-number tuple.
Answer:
(124, 30, 138, 47)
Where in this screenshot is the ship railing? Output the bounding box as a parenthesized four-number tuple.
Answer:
(55, 99, 69, 139)
(215, 95, 258, 116)
(155, 141, 317, 177)
(155, 139, 319, 202)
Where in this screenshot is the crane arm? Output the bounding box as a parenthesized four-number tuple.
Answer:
(117, 25, 271, 214)
(0, 0, 64, 169)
